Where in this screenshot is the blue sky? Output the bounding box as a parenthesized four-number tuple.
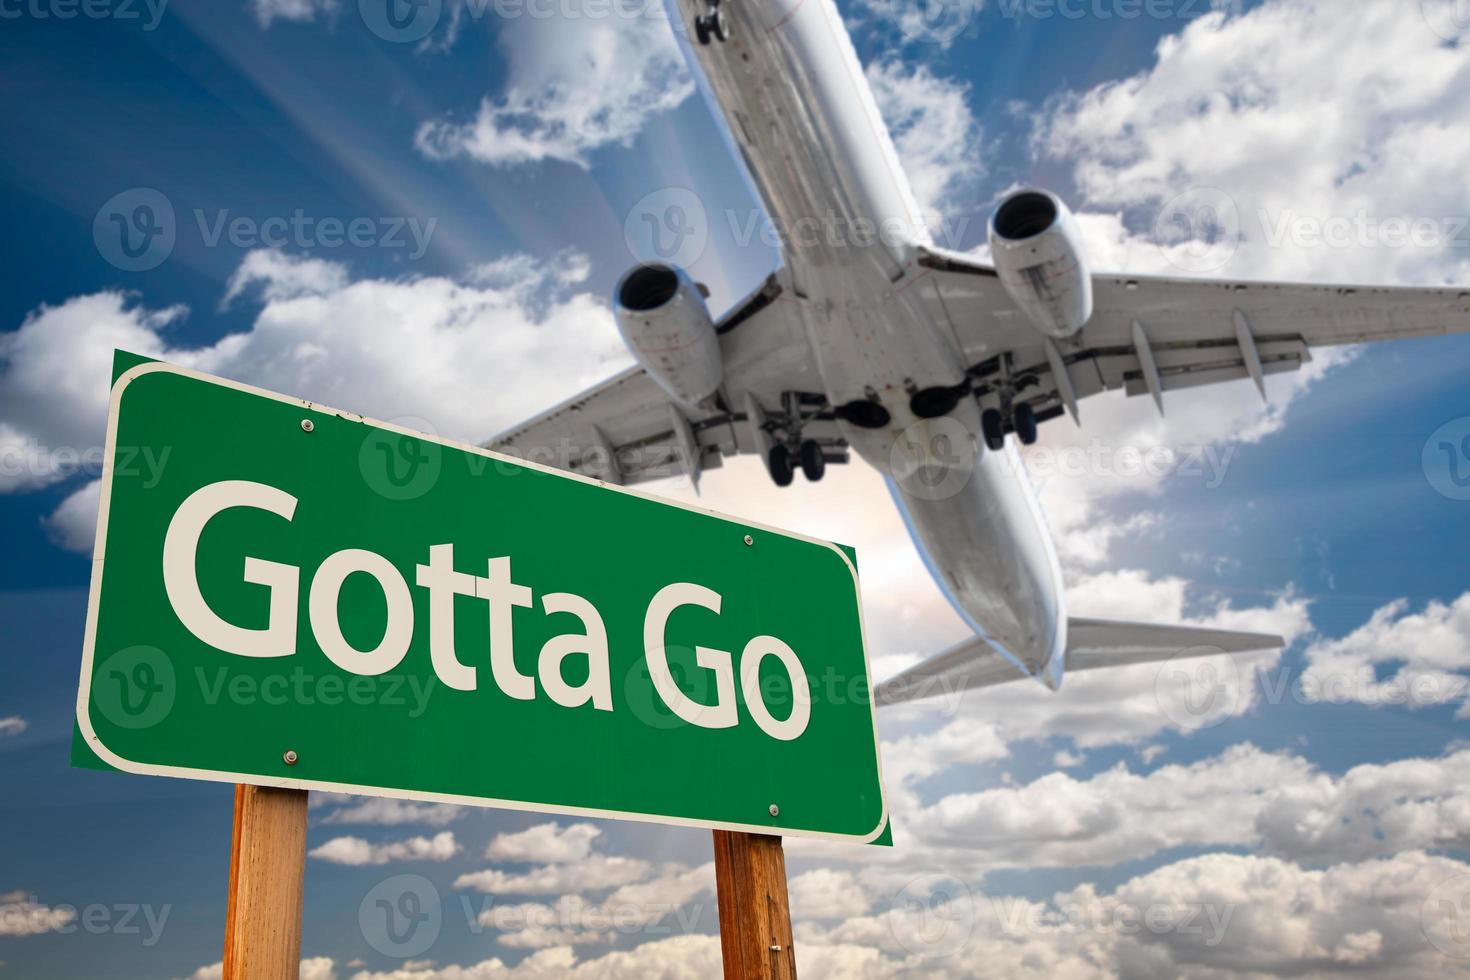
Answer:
(4, 0, 1470, 977)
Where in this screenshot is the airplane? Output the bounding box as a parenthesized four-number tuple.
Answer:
(488, 0, 1470, 706)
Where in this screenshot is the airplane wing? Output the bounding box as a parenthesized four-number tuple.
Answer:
(486, 273, 843, 487)
(914, 246, 1470, 424)
(874, 618, 1284, 707)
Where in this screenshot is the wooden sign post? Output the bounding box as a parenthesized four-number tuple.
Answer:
(223, 785, 309, 980)
(713, 831, 797, 980)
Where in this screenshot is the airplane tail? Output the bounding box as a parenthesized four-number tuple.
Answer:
(874, 618, 1283, 708)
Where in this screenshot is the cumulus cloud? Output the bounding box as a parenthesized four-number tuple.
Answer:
(1038, 0, 1470, 286)
(0, 295, 186, 493)
(222, 248, 350, 306)
(340, 936, 723, 979)
(468, 862, 715, 948)
(248, 0, 337, 29)
(184, 849, 1470, 978)
(316, 797, 463, 828)
(807, 850, 1470, 979)
(0, 717, 26, 737)
(455, 854, 652, 895)
(0, 249, 628, 549)
(484, 822, 604, 864)
(181, 957, 336, 980)
(308, 831, 459, 865)
(415, 6, 693, 168)
(0, 892, 74, 936)
(865, 59, 984, 229)
(1302, 593, 1470, 715)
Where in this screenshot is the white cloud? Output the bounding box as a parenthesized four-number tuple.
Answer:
(455, 854, 651, 895)
(230, 850, 1470, 979)
(1254, 750, 1470, 863)
(865, 59, 983, 226)
(0, 717, 26, 737)
(470, 862, 714, 948)
(43, 479, 101, 554)
(318, 797, 463, 828)
(343, 936, 723, 978)
(248, 0, 338, 29)
(222, 248, 350, 306)
(0, 294, 186, 493)
(789, 869, 872, 921)
(1038, 0, 1470, 286)
(903, 743, 1311, 870)
(181, 957, 335, 980)
(806, 849, 1470, 979)
(415, 8, 693, 168)
(484, 822, 603, 864)
(0, 893, 74, 936)
(1, 249, 629, 549)
(308, 831, 459, 865)
(1302, 593, 1470, 714)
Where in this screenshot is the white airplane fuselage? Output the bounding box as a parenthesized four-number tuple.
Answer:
(666, 0, 1068, 684)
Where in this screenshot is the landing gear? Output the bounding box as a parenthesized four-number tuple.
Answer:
(981, 409, 1006, 452)
(767, 444, 794, 487)
(981, 404, 1039, 450)
(1013, 402, 1038, 446)
(767, 441, 827, 485)
(799, 440, 826, 482)
(761, 391, 845, 487)
(694, 1, 728, 44)
(978, 353, 1041, 450)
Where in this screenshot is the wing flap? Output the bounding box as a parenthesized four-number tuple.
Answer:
(916, 248, 1470, 430)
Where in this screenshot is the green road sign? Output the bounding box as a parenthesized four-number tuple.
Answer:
(74, 357, 887, 843)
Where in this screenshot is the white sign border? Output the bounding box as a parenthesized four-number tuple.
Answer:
(75, 359, 890, 845)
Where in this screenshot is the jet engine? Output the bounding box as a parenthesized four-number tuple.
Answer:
(614, 264, 724, 411)
(988, 189, 1093, 339)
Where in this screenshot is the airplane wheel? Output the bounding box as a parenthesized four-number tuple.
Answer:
(799, 440, 826, 482)
(1014, 403, 1038, 446)
(695, 16, 711, 44)
(711, 10, 729, 40)
(768, 444, 795, 487)
(981, 409, 1006, 452)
